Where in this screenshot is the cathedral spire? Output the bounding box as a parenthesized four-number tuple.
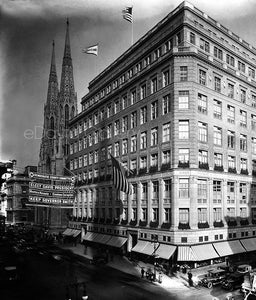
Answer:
(49, 40, 57, 82)
(63, 18, 71, 65)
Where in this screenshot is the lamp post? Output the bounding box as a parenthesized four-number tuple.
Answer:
(151, 234, 159, 281)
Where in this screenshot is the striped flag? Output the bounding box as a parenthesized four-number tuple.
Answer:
(110, 154, 131, 194)
(122, 7, 133, 23)
(82, 44, 98, 56)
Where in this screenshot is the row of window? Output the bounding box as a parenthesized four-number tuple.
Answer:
(72, 94, 171, 138)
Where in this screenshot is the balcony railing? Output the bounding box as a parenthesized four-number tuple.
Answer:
(228, 167, 237, 173)
(214, 165, 224, 172)
(199, 162, 209, 170)
(198, 222, 209, 229)
(161, 163, 170, 171)
(240, 218, 249, 226)
(138, 168, 147, 175)
(129, 219, 137, 226)
(149, 166, 158, 173)
(240, 169, 249, 175)
(178, 161, 189, 168)
(121, 219, 128, 225)
(213, 220, 224, 227)
(139, 220, 147, 227)
(161, 222, 171, 229)
(178, 222, 190, 229)
(227, 219, 237, 227)
(149, 221, 159, 228)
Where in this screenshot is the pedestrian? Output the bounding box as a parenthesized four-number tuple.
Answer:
(141, 268, 145, 278)
(188, 270, 193, 287)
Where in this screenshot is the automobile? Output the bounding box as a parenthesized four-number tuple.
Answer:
(0, 265, 19, 283)
(199, 269, 228, 288)
(221, 272, 244, 291)
(237, 264, 252, 274)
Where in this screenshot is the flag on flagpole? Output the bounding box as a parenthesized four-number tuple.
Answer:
(82, 44, 98, 56)
(110, 154, 131, 194)
(122, 7, 133, 23)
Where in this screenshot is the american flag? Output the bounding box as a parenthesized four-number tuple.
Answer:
(122, 7, 133, 23)
(111, 154, 131, 194)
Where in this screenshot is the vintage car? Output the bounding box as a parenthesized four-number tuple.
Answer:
(221, 272, 244, 291)
(199, 269, 228, 289)
(237, 264, 252, 274)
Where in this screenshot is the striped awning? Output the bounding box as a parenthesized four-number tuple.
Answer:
(240, 238, 256, 252)
(213, 240, 246, 257)
(62, 228, 73, 236)
(92, 233, 112, 244)
(106, 236, 127, 248)
(83, 232, 99, 242)
(177, 246, 196, 261)
(155, 244, 176, 260)
(143, 242, 156, 256)
(132, 240, 149, 254)
(72, 230, 81, 238)
(191, 244, 219, 261)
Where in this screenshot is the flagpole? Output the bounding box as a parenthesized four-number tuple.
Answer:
(131, 6, 134, 45)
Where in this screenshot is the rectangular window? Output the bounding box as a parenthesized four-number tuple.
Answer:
(152, 181, 159, 199)
(162, 150, 170, 165)
(131, 111, 137, 129)
(214, 153, 223, 167)
(240, 110, 247, 127)
(240, 158, 247, 171)
(114, 120, 120, 136)
(214, 46, 223, 60)
(252, 138, 256, 154)
(122, 139, 128, 155)
(213, 208, 222, 221)
(152, 208, 159, 221)
(140, 83, 146, 99)
(214, 77, 221, 92)
(114, 142, 120, 157)
(131, 89, 136, 104)
(199, 38, 209, 52)
(139, 106, 147, 125)
(198, 122, 207, 142)
(131, 135, 137, 152)
(251, 114, 256, 130)
(213, 99, 222, 119)
(122, 116, 128, 132)
(163, 94, 171, 114)
(164, 208, 171, 222)
(107, 124, 112, 138)
(190, 32, 195, 44)
(162, 69, 170, 87)
(198, 93, 207, 113)
(107, 105, 112, 118)
(228, 155, 236, 169)
(213, 126, 222, 146)
(227, 105, 235, 123)
(227, 131, 235, 149)
(238, 61, 245, 73)
(150, 153, 158, 167)
(140, 132, 147, 149)
(122, 95, 128, 109)
(141, 183, 148, 200)
(198, 208, 207, 223)
(164, 180, 171, 199)
(162, 123, 170, 143)
(179, 149, 189, 164)
(199, 69, 206, 85)
(140, 156, 147, 169)
(198, 180, 207, 204)
(179, 120, 189, 139)
(178, 91, 189, 109)
(249, 67, 255, 79)
(240, 134, 247, 152)
(198, 150, 208, 164)
(179, 208, 189, 223)
(179, 179, 189, 198)
(213, 181, 222, 204)
(227, 83, 234, 98)
(226, 54, 235, 67)
(240, 89, 246, 103)
(151, 101, 158, 120)
(151, 127, 158, 146)
(151, 77, 157, 94)
(180, 66, 188, 81)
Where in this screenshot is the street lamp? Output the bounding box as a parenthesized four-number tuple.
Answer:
(151, 234, 159, 281)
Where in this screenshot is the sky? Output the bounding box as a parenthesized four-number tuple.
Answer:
(1, 0, 256, 170)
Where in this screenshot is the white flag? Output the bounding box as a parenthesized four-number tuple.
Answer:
(82, 44, 98, 56)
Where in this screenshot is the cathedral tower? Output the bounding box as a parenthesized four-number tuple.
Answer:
(38, 19, 77, 176)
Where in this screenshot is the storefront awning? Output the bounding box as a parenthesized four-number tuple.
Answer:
(239, 238, 256, 252)
(92, 233, 112, 244)
(106, 236, 127, 248)
(213, 240, 246, 257)
(132, 240, 149, 254)
(155, 244, 176, 260)
(177, 246, 196, 261)
(62, 228, 73, 236)
(72, 230, 81, 238)
(143, 242, 156, 256)
(191, 244, 219, 261)
(83, 232, 99, 242)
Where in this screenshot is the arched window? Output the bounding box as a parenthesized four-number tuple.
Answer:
(64, 104, 69, 128)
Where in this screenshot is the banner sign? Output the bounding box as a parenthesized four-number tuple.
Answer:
(28, 172, 75, 206)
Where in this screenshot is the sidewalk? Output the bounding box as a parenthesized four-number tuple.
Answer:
(60, 243, 190, 291)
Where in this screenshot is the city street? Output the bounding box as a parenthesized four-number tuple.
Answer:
(0, 238, 244, 300)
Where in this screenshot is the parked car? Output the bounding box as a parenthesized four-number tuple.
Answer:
(221, 272, 244, 291)
(237, 264, 252, 274)
(0, 265, 19, 283)
(200, 269, 228, 288)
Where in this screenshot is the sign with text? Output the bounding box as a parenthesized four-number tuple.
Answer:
(28, 172, 75, 206)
